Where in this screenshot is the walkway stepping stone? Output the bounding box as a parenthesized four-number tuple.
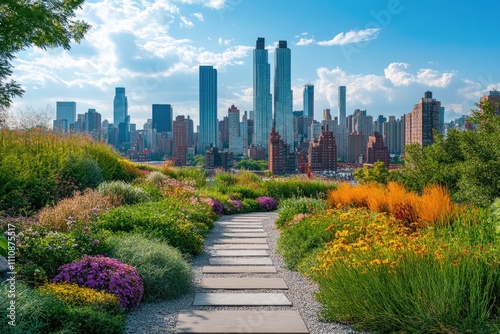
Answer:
(209, 250, 269, 257)
(209, 257, 273, 265)
(202, 277, 288, 290)
(218, 224, 263, 228)
(213, 238, 267, 244)
(202, 266, 277, 273)
(176, 310, 309, 333)
(193, 293, 292, 306)
(211, 243, 270, 250)
(221, 228, 265, 233)
(220, 232, 268, 238)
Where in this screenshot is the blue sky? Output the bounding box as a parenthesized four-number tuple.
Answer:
(11, 0, 500, 129)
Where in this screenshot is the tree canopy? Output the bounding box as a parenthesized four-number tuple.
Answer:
(395, 101, 500, 207)
(0, 0, 90, 108)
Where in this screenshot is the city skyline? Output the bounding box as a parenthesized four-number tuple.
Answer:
(9, 0, 500, 128)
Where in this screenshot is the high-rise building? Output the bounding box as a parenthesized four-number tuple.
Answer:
(218, 116, 229, 149)
(85, 108, 101, 135)
(152, 104, 172, 133)
(253, 37, 273, 151)
(480, 90, 500, 115)
(55, 101, 76, 133)
(274, 40, 293, 152)
(268, 126, 295, 175)
(173, 115, 188, 166)
(366, 132, 390, 168)
(338, 86, 346, 126)
(198, 66, 218, 153)
(303, 84, 314, 119)
(308, 125, 337, 172)
(353, 109, 373, 145)
(383, 115, 405, 155)
(228, 104, 244, 155)
(113, 87, 129, 146)
(405, 91, 441, 147)
(373, 115, 387, 134)
(348, 132, 365, 164)
(323, 108, 332, 121)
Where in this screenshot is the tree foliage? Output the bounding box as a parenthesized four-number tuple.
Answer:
(235, 158, 268, 171)
(397, 101, 500, 207)
(353, 161, 391, 185)
(0, 0, 90, 107)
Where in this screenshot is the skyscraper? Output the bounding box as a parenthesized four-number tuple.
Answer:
(152, 104, 172, 133)
(253, 37, 272, 151)
(274, 40, 293, 152)
(198, 65, 218, 153)
(405, 91, 441, 147)
(55, 101, 76, 133)
(113, 87, 129, 145)
(338, 86, 346, 126)
(173, 115, 188, 166)
(303, 84, 314, 119)
(366, 132, 390, 167)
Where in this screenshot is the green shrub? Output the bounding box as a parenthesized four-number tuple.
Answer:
(275, 197, 328, 229)
(277, 214, 335, 271)
(145, 171, 168, 186)
(160, 165, 207, 188)
(17, 219, 110, 280)
(107, 233, 193, 302)
(97, 180, 150, 205)
(96, 198, 213, 255)
(241, 198, 261, 213)
(0, 283, 125, 334)
(213, 171, 238, 190)
(226, 184, 265, 199)
(264, 177, 335, 200)
(58, 154, 103, 193)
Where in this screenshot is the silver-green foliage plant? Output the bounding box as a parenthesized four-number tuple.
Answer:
(97, 181, 150, 205)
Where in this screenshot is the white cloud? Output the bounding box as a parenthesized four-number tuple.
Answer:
(318, 28, 381, 46)
(218, 38, 233, 46)
(176, 0, 227, 9)
(296, 38, 315, 46)
(192, 12, 204, 21)
(385, 62, 456, 88)
(180, 16, 194, 28)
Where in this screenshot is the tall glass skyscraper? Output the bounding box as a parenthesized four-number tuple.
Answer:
(303, 84, 314, 119)
(253, 37, 272, 151)
(198, 65, 217, 153)
(113, 87, 129, 144)
(274, 40, 293, 152)
(152, 104, 172, 133)
(338, 86, 346, 126)
(55, 101, 76, 133)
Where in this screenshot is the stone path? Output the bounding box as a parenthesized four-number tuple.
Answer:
(175, 213, 310, 333)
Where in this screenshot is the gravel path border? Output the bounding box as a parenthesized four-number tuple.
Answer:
(125, 212, 365, 334)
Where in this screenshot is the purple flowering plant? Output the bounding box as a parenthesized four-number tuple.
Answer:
(201, 198, 223, 215)
(53, 255, 144, 311)
(255, 196, 278, 211)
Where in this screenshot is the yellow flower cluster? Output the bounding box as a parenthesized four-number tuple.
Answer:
(312, 208, 431, 277)
(40, 282, 120, 310)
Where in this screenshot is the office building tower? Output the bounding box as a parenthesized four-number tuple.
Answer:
(308, 125, 337, 172)
(228, 104, 244, 155)
(185, 116, 194, 147)
(373, 115, 387, 134)
(198, 65, 218, 153)
(173, 115, 188, 166)
(383, 116, 404, 155)
(366, 132, 390, 167)
(480, 90, 500, 115)
(348, 132, 365, 164)
(85, 108, 101, 135)
(338, 86, 346, 126)
(152, 104, 173, 133)
(405, 91, 441, 147)
(323, 108, 332, 121)
(268, 126, 295, 175)
(353, 109, 373, 145)
(113, 87, 129, 145)
(274, 40, 293, 152)
(303, 84, 314, 119)
(253, 38, 273, 151)
(55, 101, 76, 133)
(218, 116, 229, 149)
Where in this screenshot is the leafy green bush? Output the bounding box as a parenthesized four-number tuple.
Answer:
(241, 198, 261, 213)
(17, 219, 110, 280)
(275, 197, 328, 229)
(58, 154, 103, 192)
(107, 233, 193, 302)
(0, 283, 125, 334)
(97, 180, 150, 205)
(213, 171, 238, 190)
(225, 184, 265, 199)
(96, 198, 214, 255)
(160, 165, 207, 188)
(145, 171, 168, 186)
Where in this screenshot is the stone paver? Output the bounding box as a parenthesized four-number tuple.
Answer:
(202, 266, 277, 273)
(193, 293, 292, 306)
(176, 310, 309, 333)
(208, 249, 269, 257)
(218, 224, 263, 228)
(219, 232, 268, 238)
(202, 277, 288, 289)
(210, 244, 270, 250)
(209, 257, 273, 265)
(221, 228, 266, 233)
(213, 238, 267, 244)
